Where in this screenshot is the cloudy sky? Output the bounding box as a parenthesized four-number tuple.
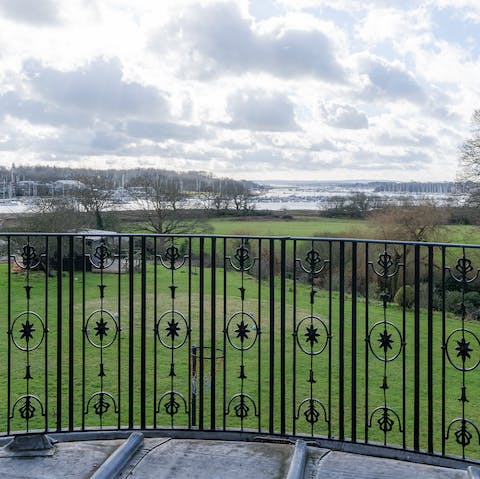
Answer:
(0, 0, 479, 181)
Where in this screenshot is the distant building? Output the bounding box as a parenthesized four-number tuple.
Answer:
(54, 180, 85, 193)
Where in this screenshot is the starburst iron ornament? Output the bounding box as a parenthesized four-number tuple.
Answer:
(235, 320, 250, 343)
(94, 317, 109, 340)
(19, 319, 35, 342)
(165, 319, 180, 339)
(378, 329, 393, 353)
(456, 337, 473, 362)
(305, 325, 320, 347)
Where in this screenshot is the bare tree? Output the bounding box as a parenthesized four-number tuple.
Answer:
(458, 109, 480, 206)
(370, 203, 449, 243)
(19, 196, 86, 232)
(370, 203, 450, 293)
(75, 176, 113, 230)
(133, 174, 203, 234)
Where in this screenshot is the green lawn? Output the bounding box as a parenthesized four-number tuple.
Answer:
(207, 216, 371, 238)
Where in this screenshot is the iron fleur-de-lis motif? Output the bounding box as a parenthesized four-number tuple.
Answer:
(448, 256, 480, 284)
(19, 396, 35, 420)
(164, 392, 180, 417)
(305, 249, 321, 272)
(165, 245, 180, 266)
(234, 244, 249, 270)
(455, 421, 473, 446)
(296, 247, 328, 275)
(158, 243, 188, 270)
(377, 252, 393, 275)
(370, 251, 401, 278)
(93, 393, 110, 416)
(377, 408, 394, 433)
(227, 244, 256, 272)
(456, 258, 474, 279)
(233, 395, 250, 419)
(92, 243, 111, 269)
(21, 244, 39, 270)
(304, 400, 320, 424)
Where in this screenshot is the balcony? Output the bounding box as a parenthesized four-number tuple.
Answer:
(1, 233, 480, 473)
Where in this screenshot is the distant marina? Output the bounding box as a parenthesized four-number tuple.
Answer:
(0, 180, 463, 215)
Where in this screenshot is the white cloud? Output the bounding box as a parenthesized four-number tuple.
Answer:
(320, 103, 369, 129)
(0, 0, 59, 25)
(150, 2, 346, 82)
(358, 55, 425, 103)
(226, 89, 299, 131)
(24, 58, 170, 119)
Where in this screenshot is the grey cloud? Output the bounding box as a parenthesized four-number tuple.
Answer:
(152, 2, 345, 81)
(233, 148, 290, 167)
(310, 139, 339, 151)
(90, 131, 129, 151)
(359, 56, 425, 103)
(23, 58, 170, 119)
(227, 90, 299, 131)
(376, 131, 437, 147)
(216, 139, 253, 151)
(0, 91, 91, 127)
(321, 103, 368, 129)
(126, 121, 208, 142)
(352, 149, 431, 170)
(0, 0, 59, 25)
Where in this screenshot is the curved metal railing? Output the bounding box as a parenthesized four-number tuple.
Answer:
(2, 233, 480, 465)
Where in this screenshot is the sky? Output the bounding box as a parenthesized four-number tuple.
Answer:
(0, 0, 479, 182)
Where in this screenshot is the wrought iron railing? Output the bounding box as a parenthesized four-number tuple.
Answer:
(2, 233, 480, 463)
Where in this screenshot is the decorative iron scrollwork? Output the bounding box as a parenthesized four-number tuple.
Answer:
(85, 391, 119, 417)
(155, 310, 189, 350)
(84, 309, 119, 349)
(226, 244, 257, 272)
(157, 244, 188, 270)
(294, 241, 330, 433)
(88, 242, 115, 270)
(226, 311, 258, 351)
(296, 315, 330, 356)
(226, 393, 258, 419)
(84, 238, 120, 426)
(367, 247, 403, 442)
(369, 251, 402, 278)
(10, 394, 45, 420)
(154, 238, 190, 426)
(9, 240, 47, 430)
(445, 329, 480, 372)
(296, 248, 329, 276)
(445, 253, 480, 455)
(10, 311, 46, 352)
(447, 258, 480, 284)
(295, 398, 328, 426)
(157, 391, 188, 417)
(368, 406, 403, 433)
(11, 244, 43, 270)
(446, 418, 480, 447)
(367, 321, 404, 362)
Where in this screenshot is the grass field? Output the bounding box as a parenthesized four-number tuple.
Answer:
(121, 212, 480, 245)
(206, 216, 371, 238)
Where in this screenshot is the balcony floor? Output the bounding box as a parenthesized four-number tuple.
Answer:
(0, 436, 472, 478)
